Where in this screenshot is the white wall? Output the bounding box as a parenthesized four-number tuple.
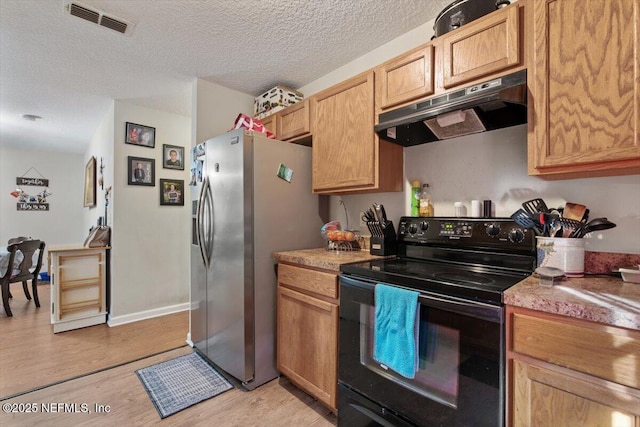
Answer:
(299, 16, 640, 255)
(110, 101, 191, 322)
(193, 78, 255, 146)
(83, 102, 114, 232)
(0, 145, 85, 269)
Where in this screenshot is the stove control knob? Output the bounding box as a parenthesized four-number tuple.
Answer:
(486, 223, 501, 237)
(419, 221, 429, 231)
(408, 223, 418, 234)
(508, 228, 525, 243)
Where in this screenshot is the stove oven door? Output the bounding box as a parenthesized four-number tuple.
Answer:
(338, 274, 505, 427)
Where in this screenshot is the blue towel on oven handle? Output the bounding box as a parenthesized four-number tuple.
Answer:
(373, 283, 420, 379)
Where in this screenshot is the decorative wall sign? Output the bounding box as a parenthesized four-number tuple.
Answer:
(16, 177, 49, 186)
(11, 167, 52, 211)
(17, 202, 49, 211)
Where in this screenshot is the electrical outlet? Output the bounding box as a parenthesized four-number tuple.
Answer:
(360, 211, 366, 228)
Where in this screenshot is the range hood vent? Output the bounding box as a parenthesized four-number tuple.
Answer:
(375, 70, 527, 146)
(64, 1, 135, 35)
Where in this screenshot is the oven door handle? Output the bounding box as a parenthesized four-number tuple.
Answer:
(339, 275, 503, 324)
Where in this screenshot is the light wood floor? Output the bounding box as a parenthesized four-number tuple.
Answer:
(0, 284, 188, 398)
(0, 283, 337, 426)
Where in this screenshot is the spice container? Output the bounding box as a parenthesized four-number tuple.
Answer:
(419, 184, 434, 217)
(411, 180, 421, 216)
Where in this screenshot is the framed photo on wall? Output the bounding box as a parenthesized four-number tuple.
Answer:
(125, 122, 155, 148)
(84, 156, 96, 207)
(160, 179, 184, 206)
(127, 156, 155, 186)
(163, 144, 185, 170)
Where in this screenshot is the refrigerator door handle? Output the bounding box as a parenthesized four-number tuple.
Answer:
(203, 177, 214, 265)
(196, 178, 209, 268)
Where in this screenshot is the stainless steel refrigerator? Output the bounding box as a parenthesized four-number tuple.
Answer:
(190, 129, 324, 390)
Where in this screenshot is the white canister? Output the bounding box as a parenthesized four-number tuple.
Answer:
(536, 237, 585, 277)
(471, 200, 482, 217)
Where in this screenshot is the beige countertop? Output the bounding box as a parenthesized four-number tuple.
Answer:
(273, 248, 390, 272)
(276, 249, 640, 330)
(505, 275, 640, 331)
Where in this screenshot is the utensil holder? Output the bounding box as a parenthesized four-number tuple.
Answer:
(368, 221, 397, 256)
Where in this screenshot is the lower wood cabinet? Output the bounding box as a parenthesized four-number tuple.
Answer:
(277, 263, 339, 411)
(49, 245, 108, 333)
(507, 306, 640, 426)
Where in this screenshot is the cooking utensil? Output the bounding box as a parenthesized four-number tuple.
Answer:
(380, 204, 388, 223)
(373, 203, 389, 229)
(572, 218, 616, 238)
(511, 209, 541, 234)
(556, 217, 583, 238)
(362, 209, 376, 223)
(538, 212, 560, 236)
(522, 198, 549, 216)
(563, 202, 587, 221)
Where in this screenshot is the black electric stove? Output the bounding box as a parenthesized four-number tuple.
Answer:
(340, 217, 536, 304)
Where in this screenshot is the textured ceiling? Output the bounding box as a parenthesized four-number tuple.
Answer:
(0, 0, 452, 153)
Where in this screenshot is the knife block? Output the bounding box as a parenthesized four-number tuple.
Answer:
(370, 221, 397, 256)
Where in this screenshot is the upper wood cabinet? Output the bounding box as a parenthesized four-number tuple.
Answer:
(441, 3, 522, 89)
(311, 71, 403, 194)
(528, 0, 640, 178)
(377, 44, 435, 109)
(277, 99, 311, 141)
(260, 114, 277, 137)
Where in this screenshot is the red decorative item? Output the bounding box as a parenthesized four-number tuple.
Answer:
(231, 113, 275, 139)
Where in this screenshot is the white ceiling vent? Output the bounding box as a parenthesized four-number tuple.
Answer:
(64, 1, 135, 36)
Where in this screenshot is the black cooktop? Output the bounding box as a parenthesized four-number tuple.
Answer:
(340, 217, 536, 304)
(340, 258, 531, 304)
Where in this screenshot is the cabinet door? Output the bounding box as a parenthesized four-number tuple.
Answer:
(260, 114, 277, 138)
(378, 45, 435, 109)
(441, 4, 521, 88)
(277, 286, 338, 410)
(512, 359, 640, 427)
(312, 71, 376, 192)
(529, 0, 640, 178)
(277, 100, 310, 140)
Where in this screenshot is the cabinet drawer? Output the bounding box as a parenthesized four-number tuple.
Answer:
(278, 263, 338, 299)
(511, 311, 640, 389)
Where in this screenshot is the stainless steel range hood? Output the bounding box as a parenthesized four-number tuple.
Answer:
(375, 70, 527, 146)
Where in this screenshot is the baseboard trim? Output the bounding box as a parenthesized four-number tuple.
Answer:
(107, 302, 189, 327)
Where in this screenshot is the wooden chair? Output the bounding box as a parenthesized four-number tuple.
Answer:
(0, 239, 45, 317)
(6, 237, 33, 299)
(7, 236, 30, 245)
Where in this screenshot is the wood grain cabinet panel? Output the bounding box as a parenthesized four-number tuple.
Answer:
(507, 306, 640, 426)
(277, 264, 339, 411)
(529, 0, 640, 178)
(311, 71, 403, 194)
(260, 114, 277, 138)
(278, 263, 337, 299)
(441, 4, 521, 88)
(513, 359, 640, 427)
(378, 45, 435, 109)
(277, 99, 311, 141)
